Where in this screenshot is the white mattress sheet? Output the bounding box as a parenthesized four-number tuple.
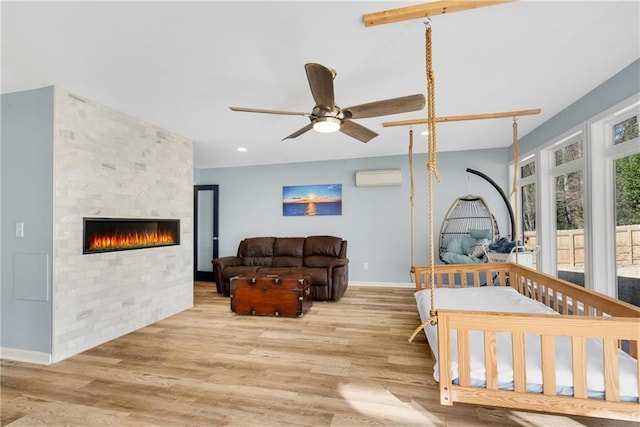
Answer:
(414, 286, 639, 400)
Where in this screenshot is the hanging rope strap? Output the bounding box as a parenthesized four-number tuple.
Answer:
(425, 22, 439, 323)
(409, 129, 416, 281)
(409, 20, 439, 343)
(510, 118, 520, 263)
(426, 23, 440, 184)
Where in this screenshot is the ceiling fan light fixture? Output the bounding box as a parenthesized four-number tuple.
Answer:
(313, 117, 341, 133)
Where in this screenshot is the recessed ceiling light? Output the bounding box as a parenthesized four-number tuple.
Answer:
(236, 147, 248, 152)
(420, 130, 429, 136)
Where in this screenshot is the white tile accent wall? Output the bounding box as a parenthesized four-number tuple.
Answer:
(52, 87, 193, 361)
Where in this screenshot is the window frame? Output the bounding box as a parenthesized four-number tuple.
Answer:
(588, 94, 640, 297)
(539, 126, 587, 280)
(512, 152, 537, 257)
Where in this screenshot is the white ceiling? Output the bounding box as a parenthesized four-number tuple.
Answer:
(2, 1, 639, 169)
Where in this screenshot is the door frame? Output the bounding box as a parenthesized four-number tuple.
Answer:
(194, 184, 219, 281)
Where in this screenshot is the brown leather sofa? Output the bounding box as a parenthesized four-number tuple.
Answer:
(212, 235, 349, 301)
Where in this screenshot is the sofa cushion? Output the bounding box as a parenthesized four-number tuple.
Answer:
(271, 256, 303, 268)
(271, 238, 304, 267)
(304, 235, 342, 257)
(274, 238, 304, 257)
(238, 237, 275, 257)
(238, 237, 275, 267)
(242, 256, 272, 267)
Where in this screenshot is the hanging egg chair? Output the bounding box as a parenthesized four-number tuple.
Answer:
(438, 195, 499, 262)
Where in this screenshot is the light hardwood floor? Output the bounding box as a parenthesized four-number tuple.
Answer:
(1, 282, 635, 426)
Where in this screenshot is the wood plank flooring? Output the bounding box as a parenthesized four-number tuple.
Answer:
(1, 282, 636, 426)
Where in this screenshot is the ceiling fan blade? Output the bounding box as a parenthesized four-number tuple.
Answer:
(229, 106, 310, 117)
(305, 63, 335, 108)
(343, 94, 425, 119)
(282, 123, 314, 141)
(340, 120, 378, 143)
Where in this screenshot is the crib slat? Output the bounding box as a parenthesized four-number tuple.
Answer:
(603, 338, 621, 401)
(458, 329, 470, 387)
(585, 304, 594, 317)
(512, 333, 526, 393)
(498, 270, 506, 286)
(571, 336, 588, 399)
(541, 335, 557, 395)
(513, 272, 522, 294)
(484, 331, 498, 390)
(473, 271, 480, 287)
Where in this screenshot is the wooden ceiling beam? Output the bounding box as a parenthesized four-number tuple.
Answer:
(364, 1, 516, 27)
(382, 108, 541, 127)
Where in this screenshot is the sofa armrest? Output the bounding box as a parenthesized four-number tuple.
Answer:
(327, 258, 349, 271)
(212, 256, 242, 294)
(212, 256, 242, 270)
(327, 258, 349, 301)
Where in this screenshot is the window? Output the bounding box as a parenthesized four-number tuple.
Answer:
(548, 132, 585, 286)
(554, 140, 583, 166)
(613, 115, 639, 145)
(609, 105, 640, 306)
(519, 157, 537, 257)
(615, 153, 640, 306)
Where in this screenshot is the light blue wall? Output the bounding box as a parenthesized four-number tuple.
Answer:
(519, 59, 640, 154)
(197, 147, 511, 284)
(1, 86, 54, 352)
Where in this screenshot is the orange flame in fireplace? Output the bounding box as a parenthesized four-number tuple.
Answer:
(89, 231, 176, 251)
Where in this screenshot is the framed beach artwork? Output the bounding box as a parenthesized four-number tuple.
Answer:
(282, 184, 342, 216)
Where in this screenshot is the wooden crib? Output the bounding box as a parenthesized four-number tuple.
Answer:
(413, 262, 640, 421)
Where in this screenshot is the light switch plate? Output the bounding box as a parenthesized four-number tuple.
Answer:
(16, 222, 24, 237)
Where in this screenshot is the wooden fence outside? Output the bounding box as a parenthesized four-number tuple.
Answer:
(523, 224, 640, 269)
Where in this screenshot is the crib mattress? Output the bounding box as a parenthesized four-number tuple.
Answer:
(414, 286, 639, 401)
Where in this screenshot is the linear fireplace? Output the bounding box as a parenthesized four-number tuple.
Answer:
(83, 218, 180, 254)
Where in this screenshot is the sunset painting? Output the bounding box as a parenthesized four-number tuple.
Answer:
(282, 184, 342, 216)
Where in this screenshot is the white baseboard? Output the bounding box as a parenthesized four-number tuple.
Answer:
(349, 281, 414, 288)
(0, 347, 52, 365)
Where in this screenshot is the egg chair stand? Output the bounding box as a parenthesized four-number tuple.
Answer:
(465, 167, 515, 240)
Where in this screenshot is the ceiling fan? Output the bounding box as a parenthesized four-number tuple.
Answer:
(229, 63, 426, 143)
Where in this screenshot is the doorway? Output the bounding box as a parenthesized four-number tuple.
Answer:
(194, 185, 219, 281)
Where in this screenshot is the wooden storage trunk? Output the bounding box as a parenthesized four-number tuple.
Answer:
(230, 272, 312, 317)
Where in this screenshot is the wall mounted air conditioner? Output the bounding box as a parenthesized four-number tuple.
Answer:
(355, 169, 402, 187)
